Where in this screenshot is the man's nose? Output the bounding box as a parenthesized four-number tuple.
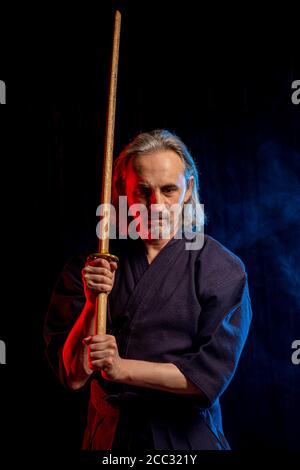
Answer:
(149, 190, 162, 205)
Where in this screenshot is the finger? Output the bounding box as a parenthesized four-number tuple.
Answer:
(85, 273, 113, 284)
(86, 258, 111, 270)
(83, 267, 114, 279)
(82, 336, 92, 345)
(89, 334, 114, 343)
(83, 335, 108, 346)
(85, 274, 114, 285)
(89, 341, 114, 351)
(110, 261, 118, 272)
(89, 358, 114, 369)
(86, 282, 112, 293)
(89, 348, 114, 359)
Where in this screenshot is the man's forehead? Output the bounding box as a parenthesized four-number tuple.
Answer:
(130, 151, 185, 175)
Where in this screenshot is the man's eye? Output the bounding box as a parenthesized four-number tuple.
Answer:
(163, 187, 175, 194)
(135, 187, 151, 197)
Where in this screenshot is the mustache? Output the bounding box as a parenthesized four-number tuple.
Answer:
(147, 214, 172, 225)
(148, 205, 172, 220)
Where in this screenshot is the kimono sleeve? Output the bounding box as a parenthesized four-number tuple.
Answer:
(44, 256, 86, 387)
(172, 271, 252, 406)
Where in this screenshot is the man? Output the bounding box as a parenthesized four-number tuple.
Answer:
(45, 129, 252, 450)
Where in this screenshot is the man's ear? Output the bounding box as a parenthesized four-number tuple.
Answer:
(184, 176, 194, 202)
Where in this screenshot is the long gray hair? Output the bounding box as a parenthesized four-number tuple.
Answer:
(112, 129, 204, 231)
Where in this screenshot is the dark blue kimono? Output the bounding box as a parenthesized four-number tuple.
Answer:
(45, 232, 252, 450)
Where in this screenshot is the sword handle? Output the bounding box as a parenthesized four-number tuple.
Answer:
(87, 252, 119, 335)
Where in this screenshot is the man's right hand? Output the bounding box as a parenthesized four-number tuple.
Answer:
(82, 258, 118, 304)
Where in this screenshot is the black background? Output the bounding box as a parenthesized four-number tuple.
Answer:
(0, 0, 299, 463)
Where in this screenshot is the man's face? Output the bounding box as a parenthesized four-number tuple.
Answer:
(125, 150, 193, 239)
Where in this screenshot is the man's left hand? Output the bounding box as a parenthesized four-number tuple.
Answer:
(83, 334, 126, 382)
